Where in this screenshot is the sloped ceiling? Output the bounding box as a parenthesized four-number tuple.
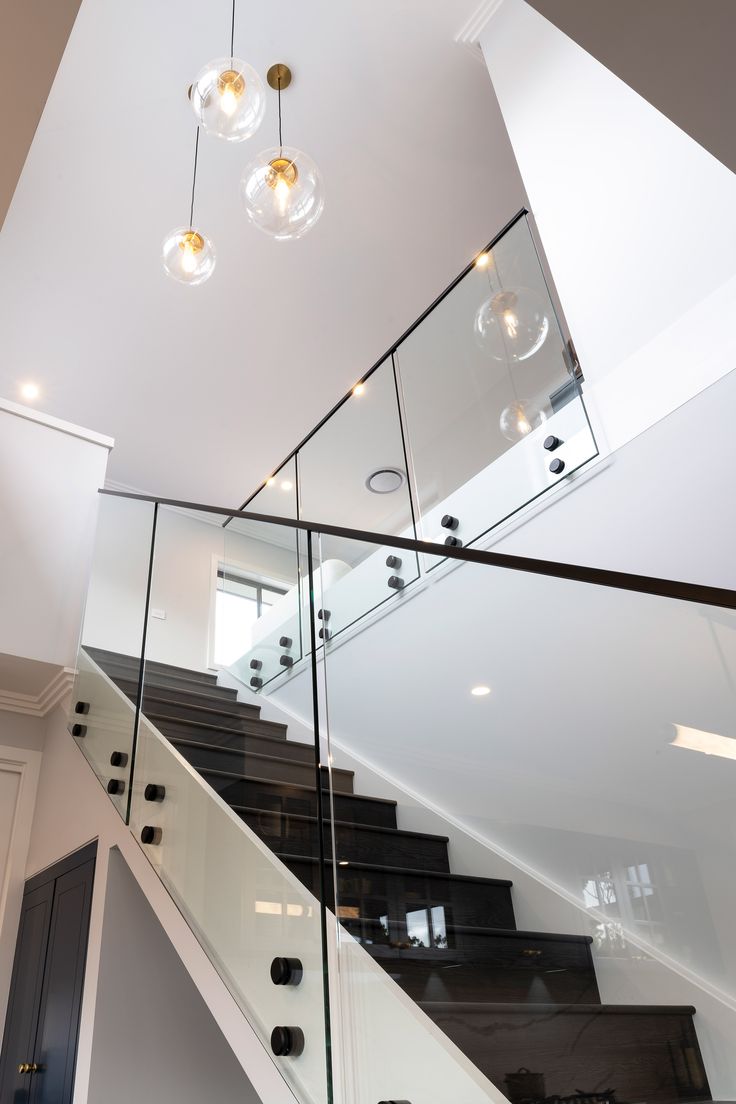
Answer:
(0, 0, 524, 508)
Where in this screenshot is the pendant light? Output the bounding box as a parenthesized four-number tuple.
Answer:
(474, 251, 550, 363)
(473, 254, 547, 442)
(240, 64, 325, 240)
(162, 127, 216, 286)
(190, 0, 264, 142)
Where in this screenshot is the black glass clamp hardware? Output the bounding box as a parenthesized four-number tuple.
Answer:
(386, 554, 401, 569)
(387, 576, 404, 590)
(279, 636, 292, 649)
(549, 458, 565, 475)
(110, 750, 128, 768)
(270, 1026, 304, 1057)
(144, 783, 166, 803)
(279, 655, 294, 668)
(543, 435, 561, 451)
(444, 535, 462, 548)
(250, 658, 262, 671)
(318, 609, 331, 621)
(250, 676, 263, 689)
(140, 826, 162, 845)
(441, 514, 459, 531)
(270, 957, 303, 987)
(107, 779, 125, 796)
(70, 723, 87, 738)
(74, 701, 90, 715)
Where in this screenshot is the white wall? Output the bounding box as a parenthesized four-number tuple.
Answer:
(478, 0, 736, 463)
(0, 730, 42, 1037)
(83, 502, 301, 673)
(87, 849, 261, 1104)
(0, 399, 111, 669)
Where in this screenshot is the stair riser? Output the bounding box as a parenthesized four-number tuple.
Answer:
(238, 809, 450, 873)
(147, 712, 288, 745)
(172, 736, 313, 774)
(395, 964, 598, 1004)
(286, 859, 516, 931)
(426, 1006, 709, 1104)
(86, 648, 221, 690)
(113, 676, 246, 714)
(142, 698, 267, 730)
(209, 777, 396, 828)
(102, 661, 224, 696)
(200, 761, 354, 796)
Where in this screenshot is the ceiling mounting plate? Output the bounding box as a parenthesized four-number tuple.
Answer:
(267, 63, 292, 90)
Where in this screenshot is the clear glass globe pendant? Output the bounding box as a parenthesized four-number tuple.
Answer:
(162, 227, 216, 285)
(162, 128, 216, 286)
(190, 56, 264, 142)
(241, 144, 324, 240)
(475, 287, 550, 362)
(240, 63, 324, 240)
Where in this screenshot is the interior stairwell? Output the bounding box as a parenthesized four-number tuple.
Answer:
(87, 646, 712, 1104)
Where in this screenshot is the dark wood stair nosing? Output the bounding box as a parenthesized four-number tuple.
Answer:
(419, 1000, 698, 1015)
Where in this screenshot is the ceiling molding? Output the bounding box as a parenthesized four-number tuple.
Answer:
(455, 0, 505, 45)
(0, 667, 76, 718)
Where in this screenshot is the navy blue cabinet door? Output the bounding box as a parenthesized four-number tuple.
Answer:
(0, 847, 95, 1104)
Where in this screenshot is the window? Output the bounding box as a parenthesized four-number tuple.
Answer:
(214, 569, 286, 666)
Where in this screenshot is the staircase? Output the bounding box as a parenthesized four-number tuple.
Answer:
(88, 647, 712, 1104)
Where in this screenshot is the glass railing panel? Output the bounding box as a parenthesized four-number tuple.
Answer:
(317, 531, 733, 1101)
(129, 715, 331, 1104)
(68, 493, 155, 817)
(395, 214, 598, 551)
(226, 460, 305, 687)
(298, 357, 419, 638)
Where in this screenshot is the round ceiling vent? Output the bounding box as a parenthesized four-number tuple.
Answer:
(365, 467, 405, 495)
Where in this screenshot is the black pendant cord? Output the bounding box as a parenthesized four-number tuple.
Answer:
(189, 126, 200, 229)
(229, 0, 235, 64)
(277, 78, 283, 155)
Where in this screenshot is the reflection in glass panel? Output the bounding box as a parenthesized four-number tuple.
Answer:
(299, 358, 419, 637)
(396, 214, 597, 550)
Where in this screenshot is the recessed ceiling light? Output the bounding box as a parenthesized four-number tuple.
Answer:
(353, 382, 365, 396)
(265, 476, 276, 487)
(365, 467, 405, 495)
(471, 685, 491, 697)
(281, 480, 293, 491)
(20, 382, 40, 402)
(475, 252, 491, 269)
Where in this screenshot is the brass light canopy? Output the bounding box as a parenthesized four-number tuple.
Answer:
(267, 63, 292, 90)
(267, 157, 299, 189)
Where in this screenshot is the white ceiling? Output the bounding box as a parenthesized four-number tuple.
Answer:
(0, 0, 525, 509)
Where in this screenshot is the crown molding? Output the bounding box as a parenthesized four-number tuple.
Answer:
(0, 667, 76, 718)
(455, 0, 505, 46)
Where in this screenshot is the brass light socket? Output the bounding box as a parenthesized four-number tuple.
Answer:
(267, 63, 292, 90)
